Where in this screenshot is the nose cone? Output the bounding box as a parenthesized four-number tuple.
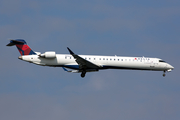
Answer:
(167, 64, 174, 70)
(18, 56, 22, 60)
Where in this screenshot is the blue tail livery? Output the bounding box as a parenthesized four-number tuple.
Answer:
(7, 39, 36, 55)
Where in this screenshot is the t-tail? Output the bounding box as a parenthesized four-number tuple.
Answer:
(6, 39, 36, 55)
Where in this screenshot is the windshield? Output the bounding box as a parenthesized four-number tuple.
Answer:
(159, 60, 166, 62)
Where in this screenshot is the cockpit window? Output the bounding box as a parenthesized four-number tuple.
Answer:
(159, 60, 166, 62)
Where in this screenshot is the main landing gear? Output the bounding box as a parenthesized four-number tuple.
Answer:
(163, 71, 166, 77)
(81, 71, 86, 78)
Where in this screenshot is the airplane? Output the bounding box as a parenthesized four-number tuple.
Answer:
(7, 39, 174, 78)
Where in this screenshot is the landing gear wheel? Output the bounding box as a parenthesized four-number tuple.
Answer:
(81, 71, 86, 78)
(163, 73, 166, 77)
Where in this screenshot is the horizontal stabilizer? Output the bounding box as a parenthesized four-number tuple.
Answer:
(6, 39, 26, 46)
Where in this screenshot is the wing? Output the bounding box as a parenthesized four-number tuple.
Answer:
(67, 47, 100, 70)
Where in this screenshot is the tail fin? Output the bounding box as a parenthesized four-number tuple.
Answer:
(7, 39, 36, 55)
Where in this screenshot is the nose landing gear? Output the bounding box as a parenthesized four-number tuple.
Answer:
(163, 71, 166, 77)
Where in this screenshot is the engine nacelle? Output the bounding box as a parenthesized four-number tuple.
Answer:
(40, 51, 56, 59)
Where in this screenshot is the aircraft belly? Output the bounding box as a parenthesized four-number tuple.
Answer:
(102, 62, 157, 71)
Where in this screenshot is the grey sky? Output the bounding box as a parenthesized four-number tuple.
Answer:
(0, 0, 180, 120)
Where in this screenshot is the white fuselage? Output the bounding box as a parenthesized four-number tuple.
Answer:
(19, 54, 174, 72)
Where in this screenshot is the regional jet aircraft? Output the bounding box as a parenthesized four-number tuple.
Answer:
(7, 39, 174, 78)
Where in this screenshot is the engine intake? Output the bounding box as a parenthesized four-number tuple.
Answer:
(39, 51, 56, 58)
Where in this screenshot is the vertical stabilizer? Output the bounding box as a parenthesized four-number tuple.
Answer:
(7, 39, 36, 55)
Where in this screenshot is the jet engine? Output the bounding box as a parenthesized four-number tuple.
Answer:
(39, 51, 56, 58)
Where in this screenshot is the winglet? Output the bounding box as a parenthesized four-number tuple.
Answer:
(62, 67, 68, 72)
(62, 67, 80, 73)
(67, 47, 74, 55)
